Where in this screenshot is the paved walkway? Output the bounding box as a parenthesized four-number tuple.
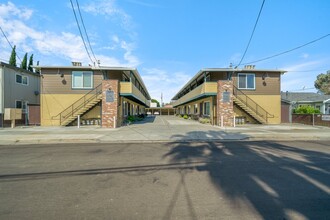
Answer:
(0, 116, 329, 145)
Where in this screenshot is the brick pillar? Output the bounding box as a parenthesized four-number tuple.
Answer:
(102, 80, 119, 128)
(217, 80, 235, 127)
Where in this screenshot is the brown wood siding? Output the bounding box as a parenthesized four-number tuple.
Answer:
(232, 72, 281, 95)
(107, 70, 126, 80)
(41, 69, 103, 94)
(210, 72, 227, 81)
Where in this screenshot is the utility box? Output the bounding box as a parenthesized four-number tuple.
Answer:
(4, 108, 22, 120)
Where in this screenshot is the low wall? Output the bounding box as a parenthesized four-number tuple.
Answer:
(292, 114, 330, 127)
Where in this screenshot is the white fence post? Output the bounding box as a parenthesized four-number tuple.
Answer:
(77, 115, 80, 128)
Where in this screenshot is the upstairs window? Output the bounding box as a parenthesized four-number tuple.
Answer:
(16, 74, 28, 85)
(238, 73, 255, 89)
(72, 71, 93, 89)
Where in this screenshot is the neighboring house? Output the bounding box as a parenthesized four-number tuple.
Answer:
(171, 66, 286, 126)
(0, 62, 40, 127)
(36, 63, 150, 128)
(281, 92, 330, 122)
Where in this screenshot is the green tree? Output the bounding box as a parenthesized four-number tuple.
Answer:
(9, 45, 17, 67)
(314, 71, 330, 94)
(20, 53, 28, 70)
(28, 54, 34, 72)
(151, 99, 160, 107)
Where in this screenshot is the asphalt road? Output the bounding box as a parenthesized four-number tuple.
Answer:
(0, 141, 329, 220)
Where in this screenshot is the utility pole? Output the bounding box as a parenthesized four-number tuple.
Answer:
(161, 92, 163, 107)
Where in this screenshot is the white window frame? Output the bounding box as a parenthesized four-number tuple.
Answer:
(238, 73, 255, 90)
(72, 71, 93, 89)
(15, 74, 29, 86)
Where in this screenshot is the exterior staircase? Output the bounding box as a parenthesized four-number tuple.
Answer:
(233, 85, 273, 124)
(53, 83, 103, 126)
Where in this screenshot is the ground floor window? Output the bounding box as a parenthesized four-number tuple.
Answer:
(194, 104, 198, 114)
(123, 101, 128, 116)
(203, 102, 210, 116)
(15, 100, 28, 113)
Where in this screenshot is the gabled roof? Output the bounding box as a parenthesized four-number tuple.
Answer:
(281, 92, 330, 103)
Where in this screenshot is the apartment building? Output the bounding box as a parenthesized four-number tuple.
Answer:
(172, 66, 286, 126)
(37, 63, 150, 128)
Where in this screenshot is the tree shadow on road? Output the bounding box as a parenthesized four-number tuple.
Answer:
(163, 132, 330, 219)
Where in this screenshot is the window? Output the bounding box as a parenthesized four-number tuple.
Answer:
(238, 73, 255, 89)
(194, 104, 198, 114)
(16, 74, 28, 85)
(72, 71, 93, 89)
(123, 101, 128, 116)
(16, 100, 22, 109)
(203, 102, 210, 116)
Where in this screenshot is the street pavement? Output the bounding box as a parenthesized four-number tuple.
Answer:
(0, 141, 329, 219)
(0, 116, 329, 145)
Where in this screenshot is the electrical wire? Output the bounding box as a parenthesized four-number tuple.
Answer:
(0, 25, 22, 63)
(69, 0, 94, 64)
(239, 33, 330, 66)
(75, 0, 98, 65)
(236, 0, 266, 68)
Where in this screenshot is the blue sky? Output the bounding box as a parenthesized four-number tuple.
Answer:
(0, 0, 329, 103)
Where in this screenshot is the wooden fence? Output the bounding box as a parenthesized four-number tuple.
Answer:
(292, 114, 330, 127)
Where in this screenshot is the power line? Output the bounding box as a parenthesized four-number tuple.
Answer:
(69, 0, 94, 64)
(236, 0, 266, 68)
(75, 0, 98, 64)
(0, 25, 22, 63)
(239, 33, 330, 66)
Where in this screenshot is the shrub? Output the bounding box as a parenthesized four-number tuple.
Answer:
(127, 115, 135, 122)
(183, 114, 189, 119)
(199, 118, 210, 124)
(293, 106, 321, 114)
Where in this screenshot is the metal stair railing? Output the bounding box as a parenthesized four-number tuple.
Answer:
(52, 83, 103, 125)
(233, 85, 273, 123)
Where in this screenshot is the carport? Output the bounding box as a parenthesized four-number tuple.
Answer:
(146, 107, 176, 115)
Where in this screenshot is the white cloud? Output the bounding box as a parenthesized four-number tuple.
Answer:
(82, 0, 132, 30)
(0, 2, 140, 67)
(301, 53, 309, 59)
(141, 68, 191, 102)
(280, 59, 330, 92)
(0, 2, 32, 20)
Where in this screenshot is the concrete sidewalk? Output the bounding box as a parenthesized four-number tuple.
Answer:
(0, 116, 329, 145)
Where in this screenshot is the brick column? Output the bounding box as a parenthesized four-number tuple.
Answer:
(217, 80, 235, 127)
(102, 80, 119, 128)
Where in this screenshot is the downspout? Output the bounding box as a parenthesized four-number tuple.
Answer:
(0, 65, 4, 127)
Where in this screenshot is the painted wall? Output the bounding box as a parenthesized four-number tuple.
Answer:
(246, 95, 281, 124)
